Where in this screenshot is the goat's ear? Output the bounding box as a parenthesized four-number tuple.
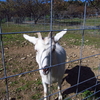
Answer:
(23, 34, 37, 45)
(54, 29, 67, 42)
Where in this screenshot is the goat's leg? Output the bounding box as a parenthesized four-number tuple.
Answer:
(58, 81, 62, 100)
(42, 82, 49, 100)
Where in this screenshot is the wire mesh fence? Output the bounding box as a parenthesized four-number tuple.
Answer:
(0, 0, 100, 100)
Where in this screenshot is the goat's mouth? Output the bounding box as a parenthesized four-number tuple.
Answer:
(43, 67, 49, 75)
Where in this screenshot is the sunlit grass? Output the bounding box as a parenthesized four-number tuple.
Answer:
(1, 21, 100, 48)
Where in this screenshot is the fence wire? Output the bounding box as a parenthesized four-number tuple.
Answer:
(40, 75, 100, 100)
(0, 53, 100, 81)
(0, 28, 100, 99)
(0, 26, 9, 100)
(0, 0, 100, 100)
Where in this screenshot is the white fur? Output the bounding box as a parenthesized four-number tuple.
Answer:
(23, 29, 67, 100)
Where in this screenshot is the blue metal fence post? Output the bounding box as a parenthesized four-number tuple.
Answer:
(76, 0, 87, 94)
(0, 25, 9, 100)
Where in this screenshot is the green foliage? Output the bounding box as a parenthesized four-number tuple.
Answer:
(16, 81, 33, 92)
(1, 18, 7, 23)
(81, 90, 96, 100)
(0, 0, 99, 23)
(31, 93, 42, 99)
(35, 79, 42, 85)
(10, 81, 19, 86)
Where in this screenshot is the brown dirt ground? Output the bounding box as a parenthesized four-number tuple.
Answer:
(0, 42, 100, 100)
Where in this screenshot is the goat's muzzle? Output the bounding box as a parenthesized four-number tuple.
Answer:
(43, 66, 49, 75)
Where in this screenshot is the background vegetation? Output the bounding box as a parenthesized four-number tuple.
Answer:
(0, 0, 100, 24)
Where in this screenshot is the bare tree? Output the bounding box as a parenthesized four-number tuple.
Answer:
(88, 0, 100, 13)
(25, 0, 50, 24)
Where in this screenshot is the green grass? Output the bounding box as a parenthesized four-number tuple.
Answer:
(86, 18, 100, 26)
(35, 79, 42, 85)
(64, 90, 98, 100)
(15, 80, 40, 92)
(14, 79, 42, 99)
(31, 93, 42, 99)
(81, 90, 97, 100)
(62, 30, 100, 48)
(55, 17, 100, 26)
(55, 18, 82, 23)
(10, 81, 19, 86)
(1, 22, 100, 48)
(1, 23, 34, 32)
(84, 32, 100, 48)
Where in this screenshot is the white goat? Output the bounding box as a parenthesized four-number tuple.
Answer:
(23, 29, 67, 100)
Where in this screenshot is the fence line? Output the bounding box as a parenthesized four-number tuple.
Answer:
(0, 26, 9, 100)
(0, 28, 100, 99)
(0, 53, 100, 81)
(66, 84, 100, 100)
(96, 97, 100, 100)
(0, 22, 100, 100)
(83, 90, 100, 100)
(40, 75, 100, 100)
(0, 27, 100, 35)
(0, 30, 100, 99)
(76, 0, 87, 94)
(0, 0, 100, 100)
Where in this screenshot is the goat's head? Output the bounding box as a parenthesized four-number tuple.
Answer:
(23, 29, 67, 75)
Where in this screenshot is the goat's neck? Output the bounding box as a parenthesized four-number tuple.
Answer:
(52, 51, 57, 65)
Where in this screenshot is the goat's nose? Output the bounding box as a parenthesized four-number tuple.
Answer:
(42, 66, 49, 75)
